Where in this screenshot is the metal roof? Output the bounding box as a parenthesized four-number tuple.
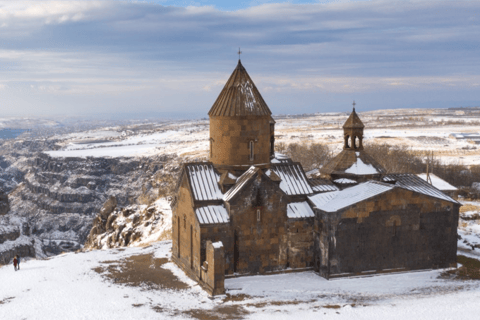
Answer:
(271, 163, 314, 195)
(223, 166, 259, 202)
(208, 60, 272, 117)
(195, 205, 230, 225)
(416, 173, 458, 192)
(385, 173, 458, 204)
(287, 202, 315, 219)
(321, 149, 386, 176)
(185, 163, 223, 201)
(309, 181, 394, 212)
(309, 178, 339, 192)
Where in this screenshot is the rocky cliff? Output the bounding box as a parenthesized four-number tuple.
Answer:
(0, 188, 9, 215)
(84, 196, 172, 250)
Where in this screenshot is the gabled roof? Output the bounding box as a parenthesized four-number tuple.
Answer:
(384, 173, 458, 204)
(309, 181, 394, 212)
(208, 60, 272, 117)
(287, 202, 315, 219)
(308, 178, 339, 193)
(223, 166, 260, 202)
(195, 205, 230, 225)
(321, 150, 386, 176)
(270, 163, 314, 196)
(184, 163, 223, 202)
(343, 108, 364, 129)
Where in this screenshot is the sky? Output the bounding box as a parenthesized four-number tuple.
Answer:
(0, 0, 479, 119)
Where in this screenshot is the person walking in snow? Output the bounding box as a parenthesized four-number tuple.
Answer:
(13, 256, 18, 271)
(17, 255, 20, 270)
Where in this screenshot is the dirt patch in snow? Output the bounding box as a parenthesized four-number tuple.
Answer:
(442, 255, 480, 280)
(0, 297, 14, 305)
(93, 253, 189, 290)
(182, 305, 250, 320)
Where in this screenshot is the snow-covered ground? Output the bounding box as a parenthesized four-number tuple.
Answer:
(38, 108, 480, 165)
(1, 240, 480, 319)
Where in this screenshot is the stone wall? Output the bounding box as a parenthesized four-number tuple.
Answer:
(172, 174, 202, 279)
(200, 224, 233, 274)
(210, 115, 271, 169)
(228, 173, 288, 274)
(287, 218, 314, 269)
(200, 241, 225, 295)
(315, 188, 459, 278)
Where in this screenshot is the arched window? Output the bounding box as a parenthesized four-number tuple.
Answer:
(257, 209, 261, 222)
(249, 141, 254, 161)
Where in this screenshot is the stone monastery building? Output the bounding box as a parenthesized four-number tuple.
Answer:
(172, 60, 460, 295)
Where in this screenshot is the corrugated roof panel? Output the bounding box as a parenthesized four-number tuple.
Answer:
(385, 174, 458, 204)
(309, 181, 394, 212)
(271, 163, 313, 195)
(416, 173, 457, 192)
(223, 166, 259, 202)
(195, 205, 230, 225)
(309, 178, 339, 193)
(186, 164, 223, 202)
(287, 202, 315, 219)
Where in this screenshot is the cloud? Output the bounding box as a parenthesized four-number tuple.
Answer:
(0, 0, 478, 116)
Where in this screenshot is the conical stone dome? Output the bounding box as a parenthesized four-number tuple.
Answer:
(209, 60, 272, 117)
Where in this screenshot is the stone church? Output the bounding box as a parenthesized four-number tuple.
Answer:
(171, 60, 460, 295)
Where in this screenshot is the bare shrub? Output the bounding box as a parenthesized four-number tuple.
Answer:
(275, 142, 333, 171)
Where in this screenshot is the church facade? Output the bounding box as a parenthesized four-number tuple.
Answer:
(171, 60, 460, 295)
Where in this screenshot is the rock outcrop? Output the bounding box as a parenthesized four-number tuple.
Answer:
(84, 198, 172, 250)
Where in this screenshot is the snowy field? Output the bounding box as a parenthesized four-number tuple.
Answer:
(38, 108, 480, 165)
(1, 239, 480, 319)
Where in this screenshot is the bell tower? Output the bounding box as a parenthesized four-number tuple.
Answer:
(343, 101, 364, 150)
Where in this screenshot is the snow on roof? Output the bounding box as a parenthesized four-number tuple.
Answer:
(305, 168, 320, 178)
(212, 241, 224, 248)
(309, 181, 394, 212)
(185, 164, 223, 202)
(271, 163, 313, 195)
(386, 174, 458, 204)
(416, 173, 457, 191)
(223, 166, 259, 202)
(334, 178, 358, 184)
(287, 202, 315, 219)
(195, 205, 230, 224)
(309, 178, 339, 193)
(271, 152, 292, 164)
(308, 191, 339, 208)
(345, 157, 379, 175)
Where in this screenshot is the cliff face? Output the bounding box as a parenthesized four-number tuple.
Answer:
(0, 189, 9, 215)
(84, 197, 172, 250)
(0, 148, 178, 260)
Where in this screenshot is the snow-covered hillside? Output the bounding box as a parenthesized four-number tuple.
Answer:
(1, 241, 480, 319)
